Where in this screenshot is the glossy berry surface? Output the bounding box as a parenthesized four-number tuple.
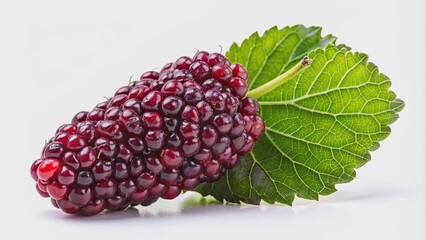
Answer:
(30, 51, 264, 216)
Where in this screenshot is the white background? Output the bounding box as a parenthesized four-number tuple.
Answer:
(0, 0, 425, 239)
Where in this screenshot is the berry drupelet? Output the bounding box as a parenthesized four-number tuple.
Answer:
(30, 51, 265, 216)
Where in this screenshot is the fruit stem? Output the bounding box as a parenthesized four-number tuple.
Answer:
(246, 56, 312, 99)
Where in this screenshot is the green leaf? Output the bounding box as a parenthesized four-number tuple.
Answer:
(195, 26, 404, 205)
(226, 25, 337, 91)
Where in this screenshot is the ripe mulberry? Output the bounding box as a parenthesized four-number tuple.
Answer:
(30, 51, 265, 215)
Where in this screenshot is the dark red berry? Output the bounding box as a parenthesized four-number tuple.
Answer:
(225, 95, 239, 114)
(163, 117, 179, 132)
(205, 89, 226, 112)
(202, 79, 222, 92)
(181, 161, 201, 178)
(30, 159, 43, 181)
(173, 56, 192, 70)
(57, 199, 80, 214)
(213, 113, 233, 135)
(130, 156, 145, 177)
(95, 179, 117, 199)
(207, 53, 230, 66)
(182, 138, 200, 157)
(162, 186, 181, 199)
(223, 154, 239, 169)
(123, 99, 142, 115)
(43, 142, 65, 159)
(36, 184, 48, 198)
(203, 159, 222, 179)
(76, 170, 94, 186)
(128, 137, 144, 153)
(63, 152, 80, 170)
(193, 148, 213, 164)
(37, 159, 61, 182)
(57, 166, 76, 185)
(159, 168, 180, 185)
(167, 133, 182, 148)
(68, 186, 92, 207)
(159, 72, 173, 82)
(189, 61, 211, 81)
(51, 198, 59, 208)
(67, 134, 87, 151)
(106, 195, 129, 211)
(72, 111, 88, 125)
(212, 136, 230, 157)
(115, 86, 133, 96)
(53, 133, 69, 146)
(249, 115, 265, 140)
(193, 51, 209, 62)
(182, 178, 199, 190)
(107, 94, 128, 108)
(238, 134, 254, 155)
(181, 105, 200, 123)
(30, 51, 264, 216)
(183, 80, 202, 90)
(228, 77, 248, 98)
(119, 108, 139, 122)
(145, 130, 165, 150)
(161, 80, 184, 96)
(161, 96, 184, 115)
(77, 123, 98, 143)
(87, 109, 105, 121)
(97, 120, 126, 141)
(196, 101, 213, 122)
(77, 146, 97, 169)
(212, 64, 233, 83)
(218, 146, 232, 163)
(136, 172, 156, 189)
(231, 63, 248, 80)
(94, 138, 117, 159)
(47, 181, 68, 200)
(117, 144, 132, 162)
(145, 154, 164, 175)
(183, 87, 203, 103)
(241, 97, 259, 114)
(114, 161, 129, 179)
(149, 182, 166, 198)
(120, 110, 143, 136)
(118, 179, 136, 197)
(179, 121, 199, 140)
(95, 101, 109, 110)
(128, 85, 151, 100)
(141, 91, 162, 111)
(80, 199, 105, 216)
(92, 159, 113, 180)
(160, 62, 173, 72)
(57, 124, 77, 134)
(200, 125, 218, 147)
(141, 71, 159, 80)
(37, 180, 48, 193)
(142, 112, 163, 130)
(174, 69, 192, 80)
(230, 113, 245, 137)
(161, 148, 184, 168)
(128, 189, 148, 204)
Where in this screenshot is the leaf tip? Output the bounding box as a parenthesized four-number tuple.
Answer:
(393, 98, 406, 113)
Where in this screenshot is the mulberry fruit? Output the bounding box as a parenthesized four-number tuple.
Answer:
(30, 51, 265, 215)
